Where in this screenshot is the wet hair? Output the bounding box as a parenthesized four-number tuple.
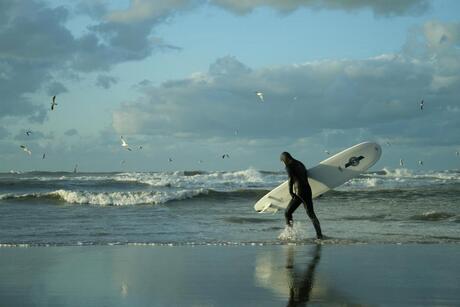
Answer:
(280, 152, 293, 163)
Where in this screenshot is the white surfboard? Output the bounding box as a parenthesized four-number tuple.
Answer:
(254, 142, 382, 213)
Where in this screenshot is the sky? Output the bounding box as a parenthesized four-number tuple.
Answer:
(1, 0, 460, 172)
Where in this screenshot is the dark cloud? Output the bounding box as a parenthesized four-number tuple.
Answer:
(96, 75, 118, 89)
(47, 82, 68, 96)
(210, 0, 430, 16)
(0, 0, 188, 122)
(64, 128, 79, 136)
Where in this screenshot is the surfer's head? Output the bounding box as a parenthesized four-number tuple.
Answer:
(280, 152, 293, 164)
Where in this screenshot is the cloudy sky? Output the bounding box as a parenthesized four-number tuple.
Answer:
(1, 0, 459, 172)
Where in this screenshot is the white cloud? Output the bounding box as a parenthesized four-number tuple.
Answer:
(112, 21, 460, 153)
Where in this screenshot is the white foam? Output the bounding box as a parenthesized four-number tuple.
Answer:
(114, 168, 283, 191)
(49, 189, 207, 206)
(0, 189, 207, 206)
(278, 224, 308, 241)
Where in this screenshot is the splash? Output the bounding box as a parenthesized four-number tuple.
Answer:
(278, 224, 308, 241)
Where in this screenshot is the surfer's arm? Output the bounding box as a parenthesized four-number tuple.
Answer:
(286, 166, 295, 197)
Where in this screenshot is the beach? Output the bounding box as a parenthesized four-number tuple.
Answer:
(1, 169, 460, 305)
(1, 244, 460, 306)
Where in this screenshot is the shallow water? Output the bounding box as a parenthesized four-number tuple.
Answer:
(1, 168, 459, 246)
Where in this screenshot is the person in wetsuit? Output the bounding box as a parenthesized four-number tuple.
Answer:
(280, 152, 323, 239)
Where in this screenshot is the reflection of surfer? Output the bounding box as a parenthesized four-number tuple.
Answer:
(280, 152, 323, 239)
(286, 244, 321, 306)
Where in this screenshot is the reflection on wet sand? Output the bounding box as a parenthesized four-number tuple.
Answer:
(285, 244, 321, 306)
(255, 244, 323, 304)
(255, 244, 357, 306)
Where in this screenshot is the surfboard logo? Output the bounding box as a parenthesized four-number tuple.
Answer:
(345, 156, 365, 168)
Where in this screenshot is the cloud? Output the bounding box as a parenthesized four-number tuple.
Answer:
(0, 0, 186, 122)
(210, 0, 430, 16)
(0, 127, 10, 139)
(14, 130, 54, 141)
(47, 82, 69, 96)
(112, 21, 460, 150)
(64, 128, 79, 136)
(96, 75, 118, 89)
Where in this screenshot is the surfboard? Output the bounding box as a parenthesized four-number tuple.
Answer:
(254, 142, 382, 213)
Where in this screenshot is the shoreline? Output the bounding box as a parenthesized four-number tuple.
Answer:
(1, 244, 459, 306)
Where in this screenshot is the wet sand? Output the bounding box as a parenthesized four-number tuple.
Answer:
(1, 244, 459, 306)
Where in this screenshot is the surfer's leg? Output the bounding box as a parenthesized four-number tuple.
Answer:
(303, 197, 323, 239)
(285, 197, 301, 226)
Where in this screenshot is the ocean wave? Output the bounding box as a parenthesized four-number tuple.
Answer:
(0, 189, 208, 206)
(0, 188, 271, 206)
(409, 211, 456, 221)
(375, 168, 460, 181)
(113, 168, 283, 190)
(340, 214, 389, 221)
(222, 216, 276, 224)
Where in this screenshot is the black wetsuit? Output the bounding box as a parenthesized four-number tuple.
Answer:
(284, 158, 323, 239)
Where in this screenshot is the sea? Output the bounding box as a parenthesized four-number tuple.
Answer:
(1, 168, 459, 247)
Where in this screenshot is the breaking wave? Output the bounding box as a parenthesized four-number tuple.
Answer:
(409, 211, 457, 221)
(0, 189, 207, 206)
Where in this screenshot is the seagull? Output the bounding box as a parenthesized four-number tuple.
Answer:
(73, 164, 78, 173)
(51, 95, 58, 110)
(418, 160, 424, 166)
(120, 136, 132, 151)
(25, 130, 32, 136)
(168, 158, 173, 162)
(42, 153, 46, 160)
(138, 146, 143, 150)
(399, 159, 404, 167)
(324, 150, 330, 155)
(255, 91, 264, 102)
(420, 100, 424, 110)
(20, 145, 32, 155)
(222, 154, 230, 159)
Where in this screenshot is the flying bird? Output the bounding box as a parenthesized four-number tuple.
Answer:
(255, 91, 264, 102)
(418, 160, 424, 166)
(138, 146, 143, 150)
(121, 160, 126, 165)
(222, 154, 230, 159)
(51, 96, 58, 110)
(399, 159, 404, 167)
(20, 145, 32, 155)
(168, 158, 173, 162)
(120, 136, 132, 151)
(420, 100, 424, 110)
(73, 164, 78, 173)
(324, 150, 330, 155)
(198, 160, 204, 164)
(25, 130, 32, 136)
(456, 151, 459, 157)
(42, 153, 46, 160)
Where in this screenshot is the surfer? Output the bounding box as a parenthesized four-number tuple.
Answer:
(280, 152, 323, 239)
